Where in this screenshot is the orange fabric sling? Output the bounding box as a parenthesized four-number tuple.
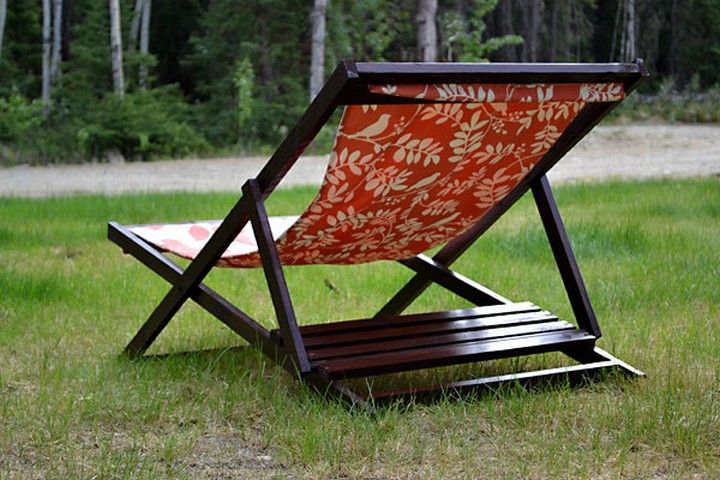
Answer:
(131, 82, 624, 267)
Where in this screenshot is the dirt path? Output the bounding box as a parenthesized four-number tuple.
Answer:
(1, 124, 718, 198)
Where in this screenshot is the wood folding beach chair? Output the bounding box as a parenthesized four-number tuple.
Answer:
(109, 60, 646, 404)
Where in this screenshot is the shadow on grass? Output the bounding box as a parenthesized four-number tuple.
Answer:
(114, 344, 265, 378)
(113, 345, 643, 413)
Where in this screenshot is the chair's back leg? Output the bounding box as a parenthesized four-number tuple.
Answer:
(531, 175, 601, 338)
(399, 255, 509, 305)
(244, 180, 311, 374)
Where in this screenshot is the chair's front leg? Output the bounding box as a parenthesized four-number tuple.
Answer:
(124, 187, 255, 356)
(531, 175, 601, 337)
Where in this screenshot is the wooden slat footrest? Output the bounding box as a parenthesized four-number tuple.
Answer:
(271, 302, 597, 380)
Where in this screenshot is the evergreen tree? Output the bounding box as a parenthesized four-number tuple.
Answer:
(1, 0, 719, 164)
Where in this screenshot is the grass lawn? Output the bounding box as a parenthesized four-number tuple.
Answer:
(1, 178, 718, 479)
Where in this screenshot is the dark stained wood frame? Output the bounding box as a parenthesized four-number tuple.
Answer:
(108, 60, 647, 406)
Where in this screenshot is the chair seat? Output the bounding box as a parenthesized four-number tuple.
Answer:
(130, 216, 299, 260)
(271, 302, 597, 380)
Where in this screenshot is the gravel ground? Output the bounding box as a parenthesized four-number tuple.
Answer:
(1, 124, 718, 198)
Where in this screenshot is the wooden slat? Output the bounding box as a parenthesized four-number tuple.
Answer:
(354, 61, 642, 80)
(308, 320, 575, 361)
(297, 302, 539, 337)
(303, 310, 556, 348)
(317, 329, 596, 379)
(345, 62, 644, 105)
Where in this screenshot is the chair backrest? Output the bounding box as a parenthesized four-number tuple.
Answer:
(267, 80, 624, 266)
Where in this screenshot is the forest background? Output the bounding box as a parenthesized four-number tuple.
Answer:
(1, 0, 719, 165)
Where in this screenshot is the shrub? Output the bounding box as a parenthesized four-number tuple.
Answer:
(611, 81, 720, 124)
(77, 87, 209, 161)
(0, 94, 44, 164)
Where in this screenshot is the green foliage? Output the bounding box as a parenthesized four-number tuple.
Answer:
(1, 0, 719, 164)
(0, 87, 208, 164)
(232, 58, 255, 144)
(77, 87, 208, 161)
(327, 0, 416, 62)
(184, 0, 309, 147)
(0, 94, 44, 164)
(441, 0, 523, 62)
(0, 94, 43, 143)
(611, 83, 720, 124)
(124, 50, 159, 90)
(60, 0, 114, 104)
(0, 0, 42, 98)
(673, 0, 720, 89)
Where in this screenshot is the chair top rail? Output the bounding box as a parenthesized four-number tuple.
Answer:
(353, 60, 644, 79)
(344, 59, 646, 105)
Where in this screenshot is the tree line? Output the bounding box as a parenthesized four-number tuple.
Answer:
(1, 0, 719, 164)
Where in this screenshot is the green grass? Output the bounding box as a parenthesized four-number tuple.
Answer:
(1, 178, 718, 479)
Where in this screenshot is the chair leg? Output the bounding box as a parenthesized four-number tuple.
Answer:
(123, 185, 256, 356)
(374, 254, 508, 319)
(244, 180, 311, 374)
(125, 286, 189, 355)
(109, 222, 281, 362)
(531, 175, 601, 337)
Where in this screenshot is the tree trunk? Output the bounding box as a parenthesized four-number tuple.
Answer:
(109, 0, 125, 97)
(622, 0, 636, 61)
(62, 0, 75, 60)
(530, 0, 541, 62)
(257, 15, 272, 83)
(139, 0, 151, 89)
(128, 0, 142, 53)
(550, 0, 559, 61)
(560, 0, 571, 60)
(42, 0, 52, 118)
(571, 0, 580, 61)
(497, 0, 516, 61)
(50, 0, 63, 84)
(669, 0, 678, 76)
(0, 0, 6, 60)
(309, 0, 327, 101)
(520, 0, 541, 62)
(617, 0, 636, 62)
(610, 0, 622, 60)
(415, 0, 437, 62)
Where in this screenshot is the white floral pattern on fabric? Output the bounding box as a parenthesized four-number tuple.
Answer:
(130, 82, 624, 268)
